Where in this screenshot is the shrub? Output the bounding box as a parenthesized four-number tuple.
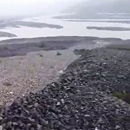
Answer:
(39, 54, 43, 57)
(39, 43, 45, 48)
(57, 52, 62, 56)
(112, 92, 126, 99)
(124, 93, 130, 104)
(112, 92, 130, 104)
(3, 82, 12, 86)
(74, 49, 86, 55)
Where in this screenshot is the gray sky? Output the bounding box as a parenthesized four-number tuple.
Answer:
(0, 0, 120, 18)
(0, 0, 81, 17)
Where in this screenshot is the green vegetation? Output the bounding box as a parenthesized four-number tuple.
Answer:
(113, 92, 130, 104)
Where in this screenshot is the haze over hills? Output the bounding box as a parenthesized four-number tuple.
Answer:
(58, 0, 130, 19)
(0, 0, 80, 19)
(0, 0, 130, 19)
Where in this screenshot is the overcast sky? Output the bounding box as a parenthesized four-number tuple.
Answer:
(0, 0, 82, 17)
(0, 0, 120, 18)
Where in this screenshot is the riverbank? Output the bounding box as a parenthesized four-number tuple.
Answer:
(0, 36, 123, 57)
(1, 47, 130, 129)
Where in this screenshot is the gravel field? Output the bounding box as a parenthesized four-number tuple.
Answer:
(0, 49, 78, 108)
(1, 48, 130, 130)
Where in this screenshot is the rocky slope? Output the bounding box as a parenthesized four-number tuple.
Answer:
(1, 48, 130, 130)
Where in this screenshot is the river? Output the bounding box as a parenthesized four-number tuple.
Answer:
(0, 15, 130, 41)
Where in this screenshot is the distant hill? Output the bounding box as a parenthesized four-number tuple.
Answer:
(57, 0, 130, 19)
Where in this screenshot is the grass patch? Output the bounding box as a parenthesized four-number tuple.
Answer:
(112, 92, 130, 104)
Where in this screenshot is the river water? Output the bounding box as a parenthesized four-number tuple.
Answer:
(1, 15, 130, 41)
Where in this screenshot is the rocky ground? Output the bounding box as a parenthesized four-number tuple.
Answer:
(1, 47, 130, 130)
(0, 49, 78, 109)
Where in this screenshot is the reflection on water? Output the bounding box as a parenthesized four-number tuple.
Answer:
(1, 15, 130, 40)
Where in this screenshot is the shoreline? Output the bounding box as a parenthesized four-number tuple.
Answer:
(0, 36, 124, 57)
